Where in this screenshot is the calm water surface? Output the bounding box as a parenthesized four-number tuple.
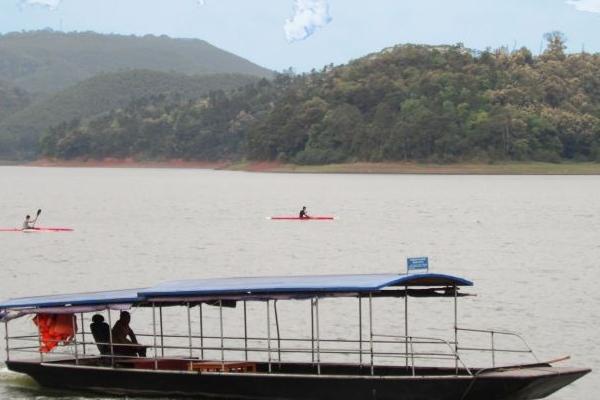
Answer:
(0, 166, 598, 400)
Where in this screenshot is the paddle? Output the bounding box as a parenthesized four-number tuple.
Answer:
(32, 209, 42, 228)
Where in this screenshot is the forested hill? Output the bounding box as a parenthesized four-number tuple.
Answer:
(0, 80, 31, 121)
(0, 70, 259, 158)
(41, 34, 600, 164)
(0, 30, 272, 94)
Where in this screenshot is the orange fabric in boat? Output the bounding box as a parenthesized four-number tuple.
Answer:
(33, 314, 78, 353)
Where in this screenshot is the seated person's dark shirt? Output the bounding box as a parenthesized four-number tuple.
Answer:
(111, 319, 146, 357)
(90, 320, 111, 355)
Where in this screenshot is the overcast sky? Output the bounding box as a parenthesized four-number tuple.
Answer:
(1, 0, 600, 72)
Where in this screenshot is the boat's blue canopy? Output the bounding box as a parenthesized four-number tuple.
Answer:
(0, 273, 472, 311)
(0, 288, 142, 310)
(139, 273, 473, 299)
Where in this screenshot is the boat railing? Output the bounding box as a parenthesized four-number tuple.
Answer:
(5, 325, 539, 375)
(456, 326, 539, 367)
(5, 329, 473, 376)
(137, 331, 469, 374)
(372, 334, 472, 375)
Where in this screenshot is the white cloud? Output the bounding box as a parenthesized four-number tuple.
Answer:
(20, 0, 62, 10)
(566, 0, 600, 13)
(284, 0, 332, 43)
(17, 0, 334, 42)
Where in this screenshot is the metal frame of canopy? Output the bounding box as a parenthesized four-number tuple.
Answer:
(138, 272, 474, 372)
(1, 273, 490, 375)
(141, 285, 471, 375)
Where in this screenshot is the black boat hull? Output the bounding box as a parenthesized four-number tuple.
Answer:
(6, 360, 590, 400)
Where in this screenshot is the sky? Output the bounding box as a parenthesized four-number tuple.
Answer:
(1, 0, 600, 72)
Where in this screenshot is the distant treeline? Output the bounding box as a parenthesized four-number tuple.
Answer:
(40, 33, 600, 164)
(0, 30, 272, 159)
(0, 80, 31, 121)
(0, 70, 259, 159)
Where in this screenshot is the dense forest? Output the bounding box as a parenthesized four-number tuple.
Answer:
(0, 30, 272, 159)
(0, 70, 259, 159)
(0, 80, 31, 121)
(40, 33, 600, 164)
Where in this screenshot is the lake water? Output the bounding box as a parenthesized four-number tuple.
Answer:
(0, 166, 598, 400)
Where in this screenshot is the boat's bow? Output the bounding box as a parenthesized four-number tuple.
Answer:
(467, 365, 591, 400)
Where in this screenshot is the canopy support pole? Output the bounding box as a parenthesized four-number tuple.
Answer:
(80, 313, 86, 356)
(369, 293, 374, 376)
(454, 284, 458, 374)
(159, 306, 164, 357)
(310, 299, 314, 364)
(187, 302, 193, 369)
(405, 285, 409, 368)
(35, 318, 43, 363)
(72, 314, 79, 365)
(243, 300, 248, 361)
(219, 300, 224, 371)
(107, 309, 114, 368)
(4, 321, 10, 362)
(199, 304, 204, 360)
(491, 332, 495, 368)
(152, 303, 158, 370)
(315, 297, 321, 375)
(359, 296, 363, 365)
(266, 300, 272, 373)
(274, 300, 281, 364)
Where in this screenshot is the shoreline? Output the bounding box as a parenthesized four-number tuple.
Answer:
(14, 158, 600, 175)
(26, 158, 230, 170)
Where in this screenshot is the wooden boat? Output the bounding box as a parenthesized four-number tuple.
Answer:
(0, 273, 590, 399)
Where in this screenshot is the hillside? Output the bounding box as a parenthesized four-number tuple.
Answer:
(0, 70, 260, 158)
(0, 30, 272, 94)
(40, 34, 600, 164)
(0, 80, 31, 121)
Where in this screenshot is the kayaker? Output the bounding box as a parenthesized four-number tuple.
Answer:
(22, 209, 41, 230)
(299, 206, 309, 219)
(22, 214, 37, 230)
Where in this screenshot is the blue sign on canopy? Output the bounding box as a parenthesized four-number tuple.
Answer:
(407, 257, 429, 273)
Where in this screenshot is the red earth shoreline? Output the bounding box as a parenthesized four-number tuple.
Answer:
(27, 158, 232, 170)
(20, 158, 600, 175)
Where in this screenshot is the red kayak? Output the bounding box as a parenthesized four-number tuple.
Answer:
(0, 227, 74, 232)
(269, 216, 335, 220)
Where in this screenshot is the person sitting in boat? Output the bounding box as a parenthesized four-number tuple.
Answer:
(90, 314, 111, 355)
(111, 311, 146, 357)
(22, 214, 37, 230)
(299, 206, 309, 219)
